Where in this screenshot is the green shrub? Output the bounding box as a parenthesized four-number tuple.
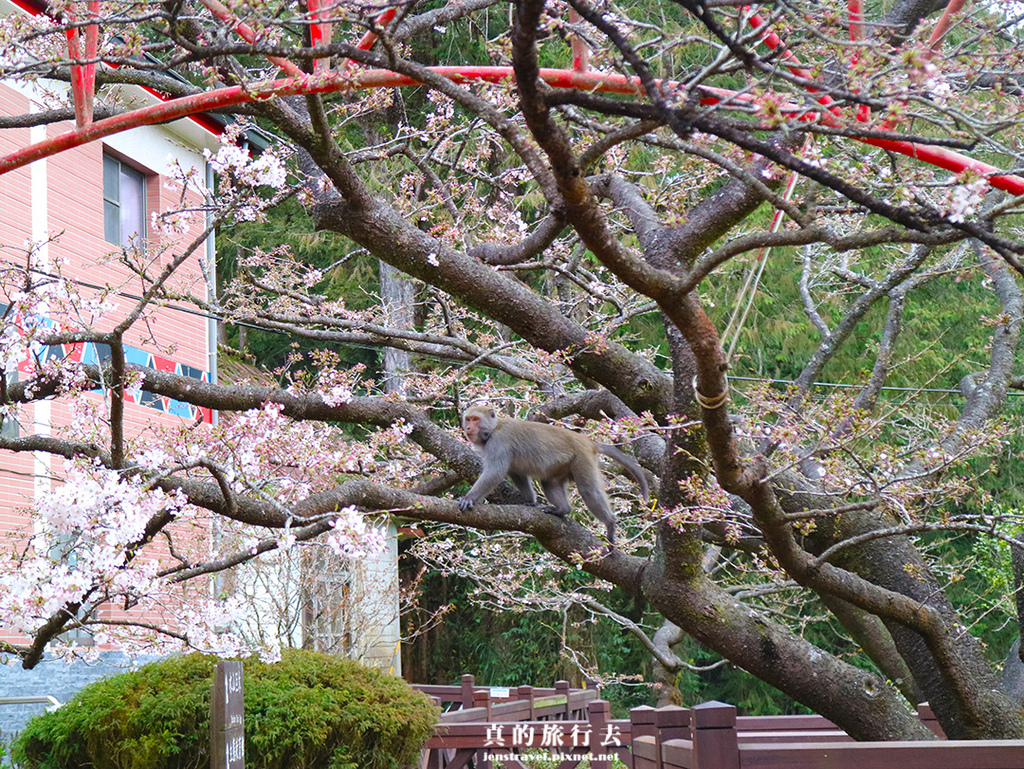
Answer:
(11, 649, 439, 769)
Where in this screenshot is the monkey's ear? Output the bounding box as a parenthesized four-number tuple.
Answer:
(488, 408, 496, 418)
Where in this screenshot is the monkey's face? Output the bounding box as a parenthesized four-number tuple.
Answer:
(462, 407, 495, 446)
(463, 411, 485, 445)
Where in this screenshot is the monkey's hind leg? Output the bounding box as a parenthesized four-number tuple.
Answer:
(572, 461, 617, 544)
(539, 478, 572, 517)
(509, 473, 539, 506)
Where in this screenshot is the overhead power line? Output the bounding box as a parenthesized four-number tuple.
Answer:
(13, 265, 1021, 399)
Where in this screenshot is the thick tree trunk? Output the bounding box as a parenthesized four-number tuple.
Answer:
(380, 261, 416, 396)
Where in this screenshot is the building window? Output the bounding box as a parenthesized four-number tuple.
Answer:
(50, 533, 94, 646)
(103, 153, 146, 249)
(1, 369, 17, 438)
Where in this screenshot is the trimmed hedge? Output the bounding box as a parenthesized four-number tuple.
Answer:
(11, 649, 439, 769)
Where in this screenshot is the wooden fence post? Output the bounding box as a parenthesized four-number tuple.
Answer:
(472, 687, 493, 769)
(655, 705, 690, 741)
(917, 702, 945, 738)
(424, 743, 443, 769)
(692, 701, 738, 769)
(587, 699, 616, 769)
(630, 706, 658, 739)
(555, 680, 571, 720)
(518, 685, 535, 720)
(461, 673, 476, 710)
(630, 706, 660, 769)
(473, 688, 492, 720)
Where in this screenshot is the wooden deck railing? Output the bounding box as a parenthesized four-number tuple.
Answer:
(414, 679, 1024, 769)
(416, 674, 599, 723)
(641, 701, 1023, 769)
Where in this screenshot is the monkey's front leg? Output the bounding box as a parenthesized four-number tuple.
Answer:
(459, 475, 543, 512)
(458, 462, 509, 512)
(458, 448, 512, 507)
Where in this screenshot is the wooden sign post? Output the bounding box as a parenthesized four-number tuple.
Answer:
(211, 661, 245, 769)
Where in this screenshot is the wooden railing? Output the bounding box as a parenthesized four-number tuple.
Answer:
(415, 674, 598, 723)
(639, 701, 1023, 769)
(415, 675, 616, 768)
(414, 680, 1024, 769)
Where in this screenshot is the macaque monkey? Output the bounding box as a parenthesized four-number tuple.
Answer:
(457, 405, 649, 544)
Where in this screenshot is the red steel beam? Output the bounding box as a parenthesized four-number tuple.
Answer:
(3, 63, 1021, 197)
(200, 0, 304, 77)
(66, 0, 100, 127)
(568, 8, 590, 73)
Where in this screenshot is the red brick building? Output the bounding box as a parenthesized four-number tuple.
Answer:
(0, 3, 401, 735)
(0, 23, 221, 655)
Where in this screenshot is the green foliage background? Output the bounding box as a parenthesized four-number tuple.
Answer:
(395, 232, 1024, 715)
(207, 11, 1024, 713)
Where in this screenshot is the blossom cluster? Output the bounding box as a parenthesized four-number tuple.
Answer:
(0, 464, 186, 636)
(204, 126, 289, 222)
(945, 176, 989, 224)
(206, 142, 287, 189)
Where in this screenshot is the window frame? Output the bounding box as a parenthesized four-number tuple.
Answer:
(103, 152, 148, 250)
(1, 368, 17, 439)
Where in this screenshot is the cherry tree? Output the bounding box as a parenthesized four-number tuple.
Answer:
(2, 0, 1024, 742)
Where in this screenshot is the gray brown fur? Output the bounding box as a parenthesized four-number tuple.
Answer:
(457, 406, 650, 544)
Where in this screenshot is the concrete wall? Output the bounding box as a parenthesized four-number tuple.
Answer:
(0, 652, 160, 742)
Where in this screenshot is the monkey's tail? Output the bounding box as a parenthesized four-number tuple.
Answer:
(598, 444, 650, 501)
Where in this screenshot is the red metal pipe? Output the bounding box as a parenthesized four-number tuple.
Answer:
(744, 5, 854, 132)
(82, 0, 99, 124)
(307, 0, 331, 72)
(744, 7, 819, 85)
(0, 66, 631, 175)
(2, 58, 1022, 197)
(739, 4, 1023, 196)
(65, 21, 84, 126)
(926, 0, 968, 56)
(352, 7, 397, 53)
(846, 0, 869, 120)
(199, 0, 304, 77)
(693, 89, 1024, 194)
(9, 0, 1008, 209)
(568, 8, 590, 73)
(65, 1, 99, 128)
(848, 0, 864, 42)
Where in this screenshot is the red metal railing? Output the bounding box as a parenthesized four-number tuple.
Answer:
(2, 0, 1020, 199)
